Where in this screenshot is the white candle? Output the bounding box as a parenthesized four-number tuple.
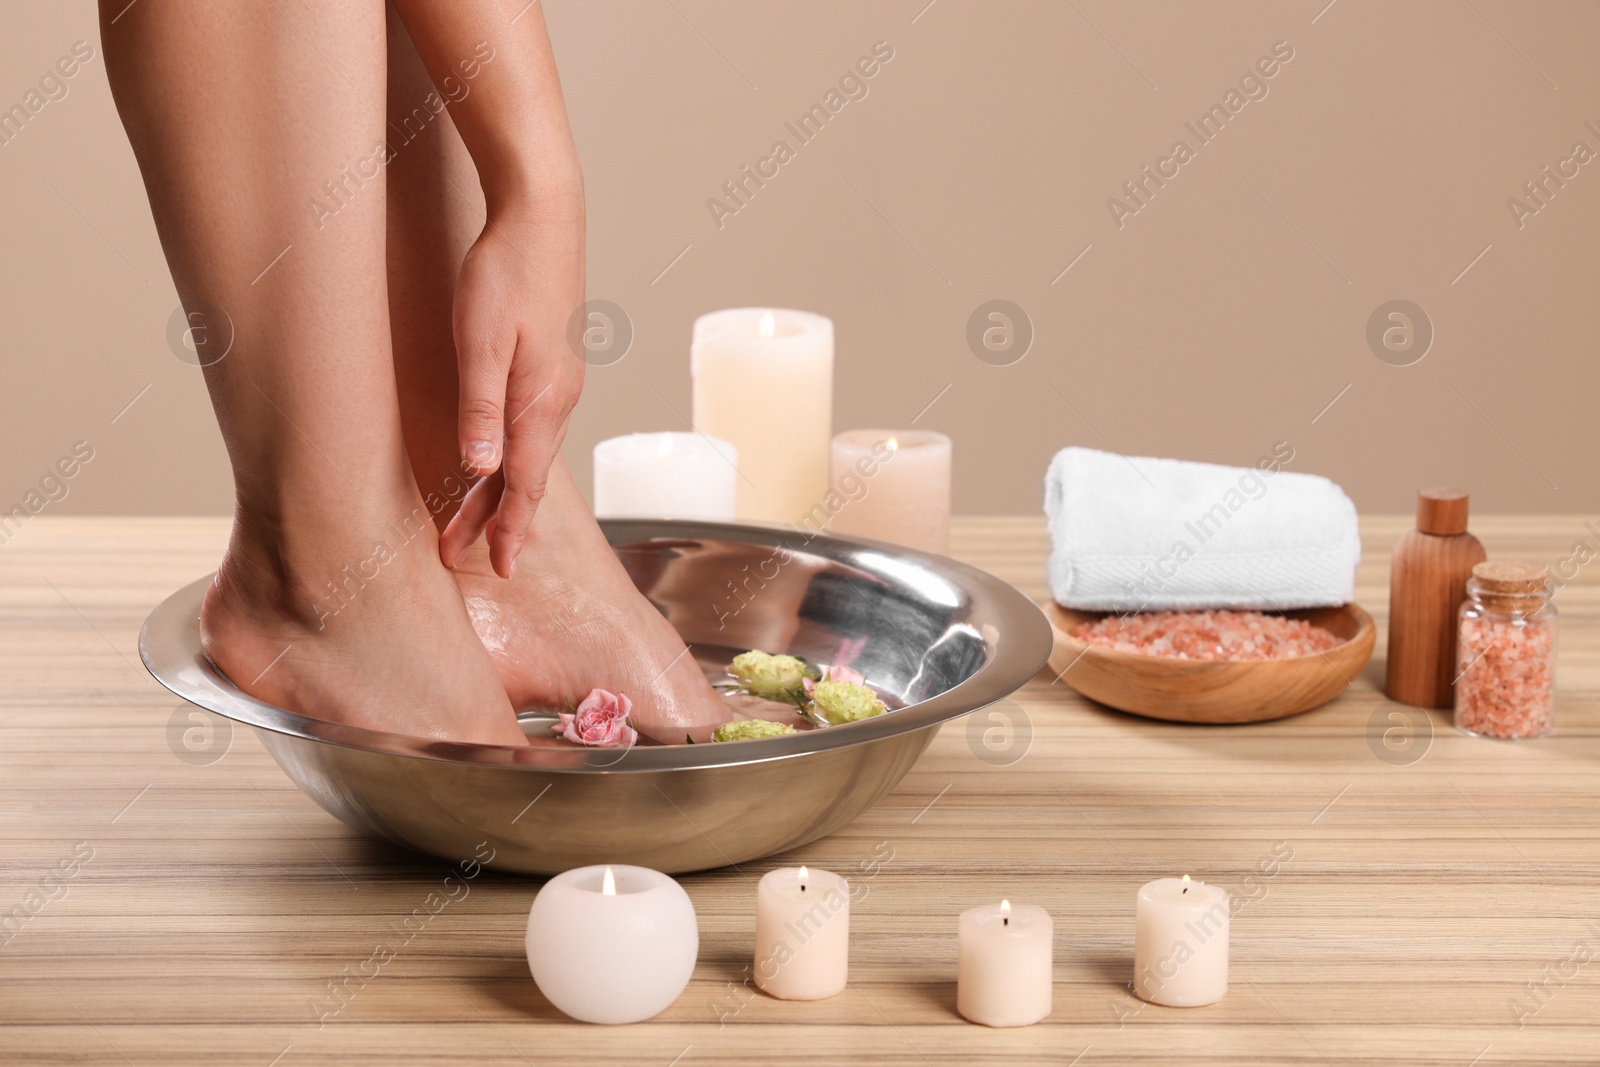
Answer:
(957, 899, 1053, 1027)
(827, 429, 952, 554)
(753, 865, 849, 1000)
(1132, 875, 1229, 1007)
(692, 307, 834, 524)
(592, 431, 737, 521)
(525, 864, 698, 1024)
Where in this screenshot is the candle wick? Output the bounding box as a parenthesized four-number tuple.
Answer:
(1003, 917, 1008, 926)
(1182, 886, 1188, 894)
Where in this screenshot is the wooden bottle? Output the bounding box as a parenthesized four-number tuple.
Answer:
(1385, 489, 1487, 708)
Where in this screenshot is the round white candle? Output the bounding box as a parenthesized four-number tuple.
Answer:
(957, 899, 1053, 1027)
(1132, 875, 1229, 1007)
(592, 432, 737, 521)
(752, 865, 849, 1000)
(691, 308, 834, 524)
(525, 864, 698, 1024)
(828, 429, 952, 554)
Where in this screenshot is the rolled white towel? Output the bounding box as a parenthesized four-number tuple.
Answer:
(1045, 446, 1359, 612)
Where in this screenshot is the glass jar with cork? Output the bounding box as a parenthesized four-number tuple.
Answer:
(1454, 561, 1556, 740)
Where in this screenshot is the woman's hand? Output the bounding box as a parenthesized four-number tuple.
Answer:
(389, 0, 585, 578)
(440, 200, 584, 578)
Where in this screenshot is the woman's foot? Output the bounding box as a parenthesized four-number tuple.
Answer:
(452, 462, 732, 745)
(201, 499, 529, 747)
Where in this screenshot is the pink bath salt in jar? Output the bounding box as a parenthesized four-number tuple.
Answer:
(1454, 561, 1556, 740)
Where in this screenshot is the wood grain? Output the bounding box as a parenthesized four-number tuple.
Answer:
(1044, 602, 1376, 724)
(1, 516, 1597, 1066)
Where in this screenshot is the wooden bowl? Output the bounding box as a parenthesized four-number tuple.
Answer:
(1044, 603, 1376, 723)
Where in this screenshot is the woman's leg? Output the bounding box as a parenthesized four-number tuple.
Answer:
(383, 15, 730, 744)
(102, 0, 526, 746)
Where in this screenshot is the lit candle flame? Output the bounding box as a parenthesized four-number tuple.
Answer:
(602, 865, 616, 896)
(1000, 899, 1011, 914)
(1181, 873, 1190, 895)
(886, 436, 899, 452)
(758, 312, 776, 339)
(798, 865, 809, 892)
(655, 434, 674, 462)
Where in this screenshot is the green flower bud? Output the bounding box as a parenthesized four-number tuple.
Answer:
(810, 679, 887, 724)
(712, 719, 800, 743)
(730, 650, 807, 697)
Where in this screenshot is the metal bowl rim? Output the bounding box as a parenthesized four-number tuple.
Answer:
(139, 519, 1052, 773)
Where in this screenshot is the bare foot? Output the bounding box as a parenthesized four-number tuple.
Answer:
(452, 463, 731, 745)
(201, 501, 528, 747)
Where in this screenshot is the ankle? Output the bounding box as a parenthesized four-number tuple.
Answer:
(405, 455, 479, 531)
(218, 494, 444, 632)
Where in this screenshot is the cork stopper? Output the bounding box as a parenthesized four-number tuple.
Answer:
(1416, 488, 1470, 535)
(1470, 561, 1548, 595)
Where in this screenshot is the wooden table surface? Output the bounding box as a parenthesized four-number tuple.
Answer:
(3, 515, 1597, 1066)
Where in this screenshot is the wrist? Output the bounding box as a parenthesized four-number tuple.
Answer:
(480, 150, 584, 224)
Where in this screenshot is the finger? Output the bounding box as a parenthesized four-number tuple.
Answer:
(453, 268, 514, 476)
(490, 401, 569, 579)
(439, 469, 503, 568)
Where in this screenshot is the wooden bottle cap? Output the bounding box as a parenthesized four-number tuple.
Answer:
(1470, 560, 1548, 595)
(1416, 488, 1470, 535)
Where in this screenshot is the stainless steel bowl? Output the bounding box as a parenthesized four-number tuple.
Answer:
(139, 520, 1051, 875)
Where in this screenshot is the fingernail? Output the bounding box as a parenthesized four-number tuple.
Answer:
(465, 439, 498, 471)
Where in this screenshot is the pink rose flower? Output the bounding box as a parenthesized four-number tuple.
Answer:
(829, 665, 866, 687)
(552, 689, 638, 748)
(803, 663, 865, 696)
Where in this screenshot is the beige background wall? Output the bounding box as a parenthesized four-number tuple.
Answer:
(2, 0, 1596, 518)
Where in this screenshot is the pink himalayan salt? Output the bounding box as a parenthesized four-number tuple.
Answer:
(1072, 609, 1341, 661)
(1455, 613, 1555, 739)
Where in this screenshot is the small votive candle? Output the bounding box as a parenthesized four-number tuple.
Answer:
(828, 429, 952, 554)
(525, 864, 698, 1024)
(593, 432, 738, 521)
(753, 865, 849, 1000)
(692, 307, 834, 524)
(1132, 875, 1229, 1007)
(957, 899, 1053, 1027)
